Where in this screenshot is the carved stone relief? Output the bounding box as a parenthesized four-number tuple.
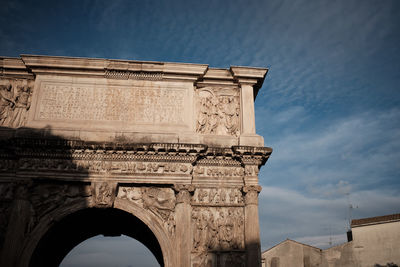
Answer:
(191, 207, 244, 252)
(118, 186, 176, 235)
(38, 83, 186, 124)
(192, 188, 243, 206)
(105, 70, 163, 81)
(196, 87, 240, 136)
(18, 158, 192, 175)
(28, 183, 91, 234)
(0, 79, 34, 128)
(92, 182, 116, 207)
(193, 166, 243, 177)
(244, 165, 259, 176)
(191, 207, 245, 267)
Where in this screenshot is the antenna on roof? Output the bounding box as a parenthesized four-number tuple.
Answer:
(346, 193, 359, 230)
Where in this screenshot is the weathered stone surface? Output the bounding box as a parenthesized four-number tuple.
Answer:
(0, 55, 271, 267)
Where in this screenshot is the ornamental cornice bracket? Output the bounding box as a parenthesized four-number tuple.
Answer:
(229, 66, 268, 98)
(6, 138, 208, 157)
(0, 57, 34, 79)
(232, 146, 272, 166)
(202, 147, 235, 158)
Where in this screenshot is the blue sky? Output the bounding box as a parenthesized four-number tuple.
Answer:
(2, 0, 400, 265)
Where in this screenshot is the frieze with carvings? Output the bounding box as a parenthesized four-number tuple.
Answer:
(192, 188, 243, 206)
(17, 158, 192, 175)
(193, 166, 244, 177)
(196, 87, 240, 136)
(118, 186, 176, 235)
(0, 79, 34, 128)
(38, 83, 186, 124)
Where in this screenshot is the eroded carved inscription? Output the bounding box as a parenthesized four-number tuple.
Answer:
(38, 84, 186, 124)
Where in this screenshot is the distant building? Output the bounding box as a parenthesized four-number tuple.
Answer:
(262, 213, 400, 267)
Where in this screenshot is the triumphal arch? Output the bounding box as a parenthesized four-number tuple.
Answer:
(0, 55, 272, 267)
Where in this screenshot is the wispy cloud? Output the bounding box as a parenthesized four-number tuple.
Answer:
(258, 106, 400, 249)
(259, 186, 400, 250)
(259, 108, 400, 192)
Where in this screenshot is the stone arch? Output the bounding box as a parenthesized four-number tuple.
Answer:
(19, 199, 175, 267)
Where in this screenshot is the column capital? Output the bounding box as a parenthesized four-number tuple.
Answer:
(173, 184, 195, 204)
(243, 185, 262, 205)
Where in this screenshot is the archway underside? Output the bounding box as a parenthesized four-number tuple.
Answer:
(29, 208, 164, 267)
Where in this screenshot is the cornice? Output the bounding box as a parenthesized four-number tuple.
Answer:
(1, 55, 268, 97)
(230, 66, 268, 98)
(0, 57, 34, 79)
(0, 138, 272, 164)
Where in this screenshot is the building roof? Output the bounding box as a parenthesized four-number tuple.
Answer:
(351, 213, 400, 228)
(262, 239, 322, 254)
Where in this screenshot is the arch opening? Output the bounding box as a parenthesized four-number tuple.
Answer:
(29, 208, 164, 267)
(60, 235, 159, 267)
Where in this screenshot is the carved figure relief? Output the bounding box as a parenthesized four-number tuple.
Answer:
(0, 79, 33, 128)
(192, 188, 243, 206)
(191, 207, 244, 252)
(196, 87, 240, 136)
(28, 183, 91, 234)
(118, 186, 176, 235)
(244, 165, 259, 176)
(94, 182, 113, 206)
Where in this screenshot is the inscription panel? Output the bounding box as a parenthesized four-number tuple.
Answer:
(36, 82, 187, 125)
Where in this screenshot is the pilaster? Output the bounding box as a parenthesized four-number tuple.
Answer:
(240, 84, 256, 135)
(0, 184, 32, 267)
(243, 185, 262, 267)
(174, 184, 194, 267)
